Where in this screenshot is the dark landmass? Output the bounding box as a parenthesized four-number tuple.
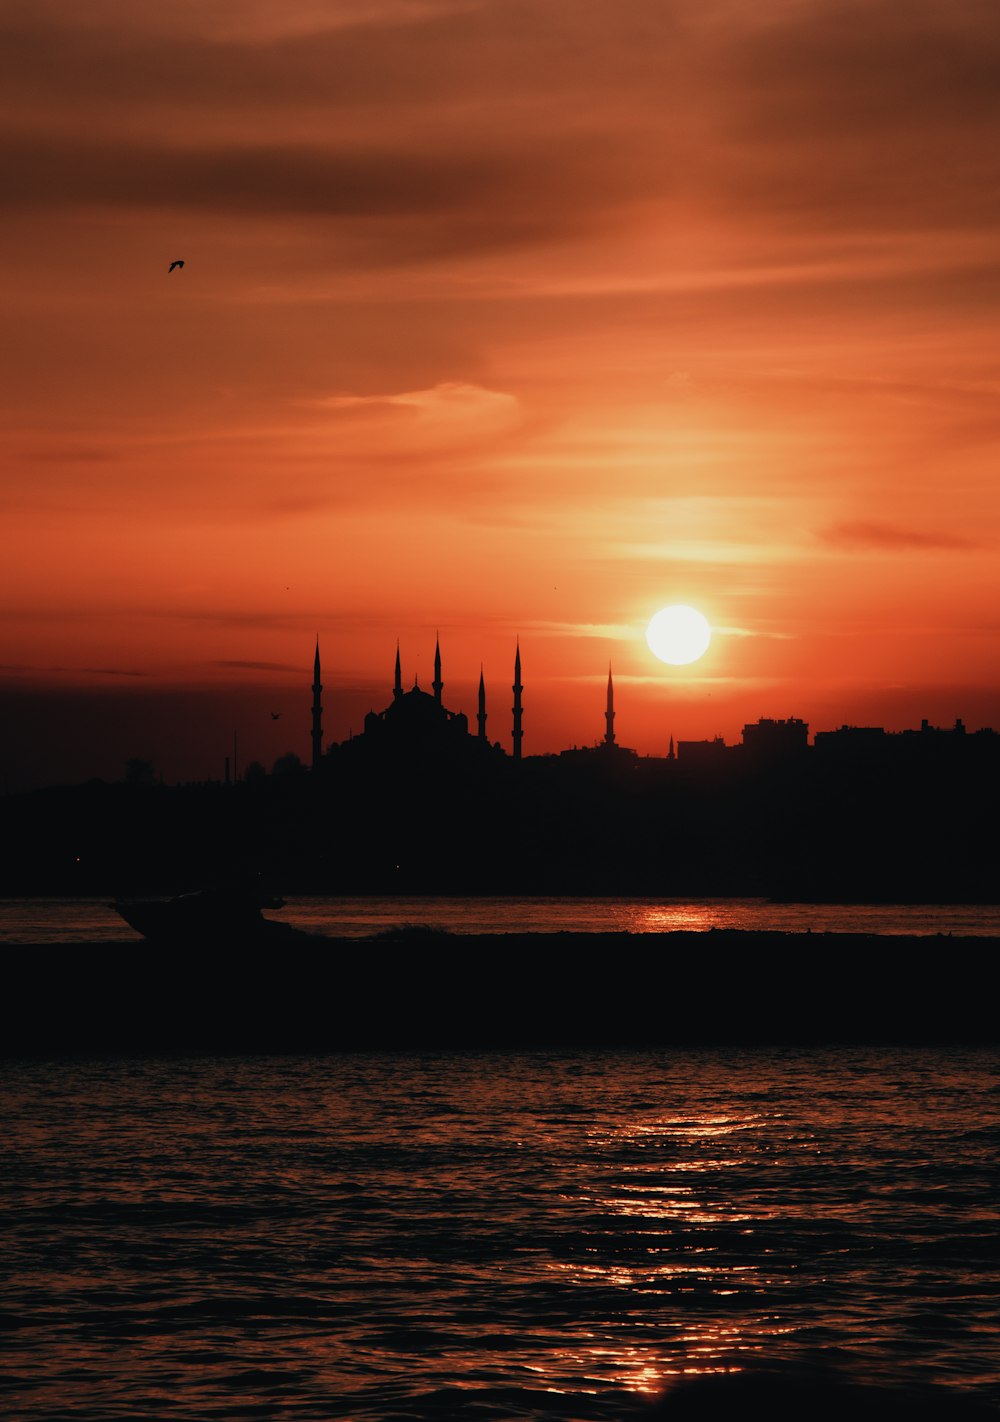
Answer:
(648, 1367, 1000, 1421)
(2, 930, 997, 1056)
(5, 657, 1000, 906)
(2, 731, 998, 901)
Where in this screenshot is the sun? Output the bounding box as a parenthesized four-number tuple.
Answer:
(646, 605, 712, 665)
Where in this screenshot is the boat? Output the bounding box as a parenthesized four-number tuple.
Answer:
(111, 882, 309, 943)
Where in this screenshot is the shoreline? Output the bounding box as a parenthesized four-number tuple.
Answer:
(2, 931, 998, 1053)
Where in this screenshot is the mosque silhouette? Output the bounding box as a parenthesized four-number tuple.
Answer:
(312, 636, 572, 767)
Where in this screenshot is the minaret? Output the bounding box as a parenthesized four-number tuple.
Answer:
(512, 640, 523, 761)
(311, 637, 323, 771)
(605, 662, 616, 748)
(433, 633, 443, 705)
(667, 734, 676, 762)
(478, 666, 487, 741)
(394, 641, 403, 701)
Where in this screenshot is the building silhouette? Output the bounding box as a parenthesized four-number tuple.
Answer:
(676, 735, 728, 768)
(360, 636, 471, 753)
(547, 667, 638, 766)
(605, 665, 615, 747)
(311, 638, 323, 771)
(512, 641, 523, 762)
(316, 637, 514, 766)
(741, 716, 809, 759)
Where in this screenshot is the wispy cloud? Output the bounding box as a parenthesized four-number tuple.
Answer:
(526, 621, 637, 641)
(307, 382, 519, 425)
(0, 664, 146, 677)
(819, 520, 979, 551)
(212, 659, 304, 672)
(713, 625, 799, 641)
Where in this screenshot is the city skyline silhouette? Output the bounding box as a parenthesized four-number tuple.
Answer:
(4, 627, 1000, 793)
(3, 624, 997, 905)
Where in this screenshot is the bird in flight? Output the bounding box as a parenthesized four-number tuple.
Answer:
(168, 260, 185, 272)
(271, 712, 281, 720)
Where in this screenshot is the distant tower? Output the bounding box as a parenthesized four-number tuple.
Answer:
(478, 666, 487, 741)
(433, 633, 443, 705)
(605, 663, 616, 747)
(394, 642, 403, 701)
(512, 640, 523, 761)
(667, 734, 675, 762)
(311, 637, 323, 771)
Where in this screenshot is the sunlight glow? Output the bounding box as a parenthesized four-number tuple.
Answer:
(646, 605, 712, 665)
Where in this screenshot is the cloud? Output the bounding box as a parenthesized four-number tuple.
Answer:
(297, 382, 523, 466)
(0, 380, 527, 520)
(1, 0, 475, 43)
(712, 1, 1000, 242)
(714, 625, 798, 641)
(212, 659, 303, 672)
(0, 135, 556, 217)
(729, 1, 1000, 140)
(0, 664, 146, 677)
(0, 4, 697, 271)
(0, 3, 690, 115)
(0, 131, 642, 265)
(309, 381, 519, 426)
(85, 666, 147, 677)
(7, 0, 1000, 275)
(18, 445, 121, 464)
(527, 621, 637, 641)
(819, 520, 979, 552)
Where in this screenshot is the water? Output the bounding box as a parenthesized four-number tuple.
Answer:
(2, 895, 1000, 943)
(2, 1048, 998, 1420)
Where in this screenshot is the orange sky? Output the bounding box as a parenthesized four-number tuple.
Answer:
(3, 0, 1000, 785)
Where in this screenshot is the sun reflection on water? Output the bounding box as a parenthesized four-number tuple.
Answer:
(528, 1328, 755, 1397)
(624, 903, 746, 933)
(540, 1108, 782, 1392)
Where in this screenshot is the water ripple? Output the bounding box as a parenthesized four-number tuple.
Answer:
(2, 1047, 998, 1419)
